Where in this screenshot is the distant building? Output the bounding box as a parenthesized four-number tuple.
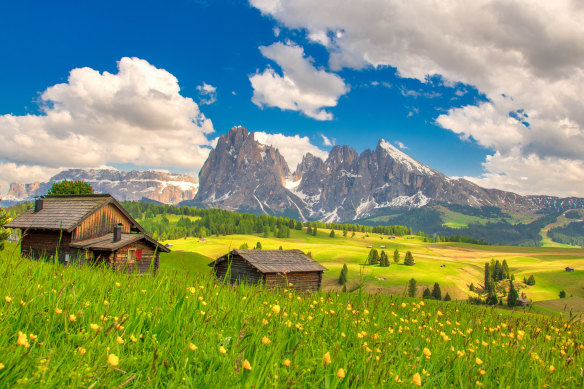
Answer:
(5, 194, 169, 274)
(198, 238, 207, 243)
(380, 245, 386, 249)
(516, 298, 530, 306)
(209, 249, 327, 292)
(566, 266, 575, 272)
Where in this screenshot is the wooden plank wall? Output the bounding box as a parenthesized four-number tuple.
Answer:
(21, 229, 72, 264)
(73, 204, 132, 241)
(110, 241, 159, 275)
(213, 255, 263, 284)
(264, 272, 322, 292)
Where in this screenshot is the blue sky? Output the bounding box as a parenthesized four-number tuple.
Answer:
(1, 0, 583, 197)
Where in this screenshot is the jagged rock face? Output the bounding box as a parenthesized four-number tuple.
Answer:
(194, 126, 305, 215)
(3, 169, 198, 205)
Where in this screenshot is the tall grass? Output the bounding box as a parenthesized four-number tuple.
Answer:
(1, 247, 583, 388)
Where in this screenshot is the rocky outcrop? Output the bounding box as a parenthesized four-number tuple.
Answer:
(3, 169, 198, 205)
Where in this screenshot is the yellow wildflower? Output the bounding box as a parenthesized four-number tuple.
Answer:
(189, 343, 198, 351)
(69, 314, 77, 322)
(219, 346, 227, 354)
(55, 307, 63, 314)
(17, 332, 29, 348)
(423, 348, 431, 358)
(478, 369, 486, 375)
(90, 323, 100, 331)
(437, 311, 443, 317)
(4, 296, 11, 303)
(475, 357, 483, 365)
(130, 335, 137, 342)
(200, 311, 205, 316)
(549, 365, 555, 373)
(337, 368, 346, 378)
(115, 282, 121, 287)
(272, 305, 281, 314)
(103, 300, 109, 306)
(78, 347, 87, 354)
(262, 336, 271, 345)
(401, 303, 407, 308)
(324, 351, 331, 364)
(0, 363, 4, 369)
(29, 333, 38, 340)
(141, 289, 146, 294)
(108, 353, 119, 366)
(476, 381, 483, 386)
(116, 337, 124, 344)
(413, 372, 422, 386)
(242, 359, 252, 370)
(283, 359, 291, 367)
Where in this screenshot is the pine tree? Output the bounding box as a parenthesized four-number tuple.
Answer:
(279, 246, 283, 250)
(407, 278, 417, 297)
(502, 259, 510, 279)
(404, 251, 415, 266)
(469, 283, 475, 292)
(329, 229, 335, 238)
(295, 221, 303, 230)
(393, 249, 400, 263)
(351, 232, 356, 238)
(559, 290, 567, 298)
(431, 283, 442, 300)
(339, 264, 348, 286)
(343, 229, 348, 237)
(484, 262, 492, 288)
(444, 292, 452, 301)
(494, 260, 503, 281)
(507, 280, 519, 307)
(240, 242, 249, 249)
(255, 241, 262, 249)
(527, 275, 536, 286)
(422, 288, 431, 299)
(379, 250, 389, 267)
(486, 292, 498, 305)
(312, 226, 318, 236)
(306, 226, 312, 235)
(263, 225, 269, 237)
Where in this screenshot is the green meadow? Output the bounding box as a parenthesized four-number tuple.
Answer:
(163, 228, 584, 313)
(1, 243, 584, 388)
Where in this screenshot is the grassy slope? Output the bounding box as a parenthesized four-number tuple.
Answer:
(1, 246, 584, 388)
(162, 228, 584, 307)
(540, 212, 583, 248)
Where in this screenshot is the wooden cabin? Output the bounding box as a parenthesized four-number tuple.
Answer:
(566, 266, 575, 272)
(209, 249, 327, 292)
(5, 194, 169, 274)
(516, 298, 530, 307)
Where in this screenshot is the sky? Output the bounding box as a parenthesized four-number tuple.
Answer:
(1, 0, 584, 197)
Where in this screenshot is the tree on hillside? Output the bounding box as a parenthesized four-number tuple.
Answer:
(444, 292, 452, 301)
(343, 230, 348, 237)
(339, 264, 348, 286)
(351, 232, 356, 238)
(295, 221, 303, 230)
(329, 229, 335, 238)
(240, 242, 249, 249)
(407, 278, 417, 297)
(431, 283, 442, 300)
(255, 241, 262, 249)
(278, 246, 283, 250)
(404, 251, 415, 266)
(312, 226, 318, 236)
(502, 260, 510, 279)
(379, 250, 389, 267)
(469, 283, 475, 292)
(368, 248, 379, 265)
(526, 275, 536, 286)
(494, 260, 503, 281)
(422, 288, 431, 299)
(0, 205, 10, 251)
(263, 225, 270, 237)
(507, 281, 519, 307)
(484, 263, 495, 293)
(48, 180, 94, 195)
(485, 292, 498, 305)
(559, 290, 567, 298)
(306, 226, 313, 235)
(393, 249, 400, 263)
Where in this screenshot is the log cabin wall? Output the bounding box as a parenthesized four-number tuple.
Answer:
(213, 255, 264, 284)
(110, 241, 158, 274)
(72, 204, 132, 241)
(21, 229, 73, 264)
(264, 272, 323, 292)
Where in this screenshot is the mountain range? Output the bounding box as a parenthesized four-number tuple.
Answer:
(5, 126, 584, 222)
(2, 169, 198, 206)
(188, 126, 584, 222)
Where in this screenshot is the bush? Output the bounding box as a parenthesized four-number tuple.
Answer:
(48, 180, 94, 195)
(559, 290, 567, 298)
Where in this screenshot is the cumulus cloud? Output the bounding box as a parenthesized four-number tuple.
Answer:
(0, 57, 214, 193)
(196, 82, 217, 105)
(249, 41, 348, 120)
(255, 131, 329, 170)
(250, 0, 584, 196)
(394, 141, 408, 150)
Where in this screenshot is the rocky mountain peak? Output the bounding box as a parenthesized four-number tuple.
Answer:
(326, 145, 359, 172)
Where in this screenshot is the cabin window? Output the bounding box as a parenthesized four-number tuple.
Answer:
(65, 254, 70, 262)
(136, 249, 143, 261)
(128, 249, 136, 263)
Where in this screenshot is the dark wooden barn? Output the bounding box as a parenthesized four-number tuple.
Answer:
(209, 249, 327, 292)
(5, 194, 169, 274)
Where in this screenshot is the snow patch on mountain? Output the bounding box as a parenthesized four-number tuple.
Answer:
(379, 139, 435, 176)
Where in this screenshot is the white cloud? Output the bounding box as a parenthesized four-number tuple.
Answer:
(321, 134, 334, 146)
(254, 131, 329, 170)
(249, 41, 348, 120)
(196, 82, 217, 105)
(0, 57, 214, 193)
(394, 141, 408, 150)
(250, 0, 584, 196)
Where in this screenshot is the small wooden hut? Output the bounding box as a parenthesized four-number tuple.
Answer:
(209, 249, 327, 292)
(5, 194, 169, 274)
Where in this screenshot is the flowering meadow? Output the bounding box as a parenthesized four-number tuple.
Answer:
(1, 250, 583, 388)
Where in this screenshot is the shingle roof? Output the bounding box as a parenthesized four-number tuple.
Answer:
(70, 233, 170, 253)
(209, 249, 327, 273)
(5, 194, 144, 233)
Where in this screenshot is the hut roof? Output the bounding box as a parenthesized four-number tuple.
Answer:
(70, 233, 170, 252)
(209, 249, 327, 274)
(5, 194, 145, 233)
